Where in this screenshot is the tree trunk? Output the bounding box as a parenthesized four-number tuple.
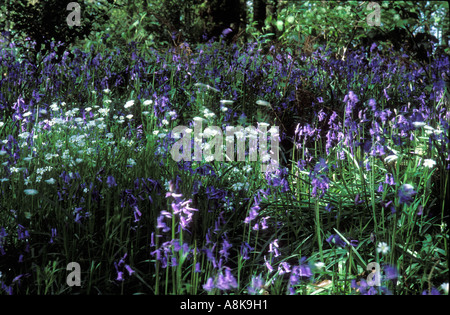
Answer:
(253, 0, 266, 32)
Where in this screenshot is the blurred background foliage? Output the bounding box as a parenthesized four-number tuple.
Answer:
(0, 0, 448, 62)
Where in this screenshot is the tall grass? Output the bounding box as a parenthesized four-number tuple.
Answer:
(0, 37, 448, 295)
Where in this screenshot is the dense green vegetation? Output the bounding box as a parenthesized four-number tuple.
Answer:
(0, 1, 448, 295)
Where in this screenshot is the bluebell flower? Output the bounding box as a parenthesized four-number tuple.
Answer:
(244, 205, 260, 224)
(382, 264, 398, 281)
(398, 184, 416, 205)
(325, 203, 334, 212)
(268, 239, 280, 257)
(125, 265, 134, 276)
(326, 234, 346, 248)
(369, 98, 377, 111)
(422, 287, 440, 295)
(219, 236, 232, 260)
(222, 28, 233, 36)
(116, 271, 124, 281)
(195, 262, 201, 273)
(106, 175, 117, 188)
(248, 274, 264, 295)
(49, 228, 57, 244)
(203, 277, 215, 292)
(223, 268, 238, 289)
(17, 224, 30, 240)
(264, 256, 274, 273)
(278, 262, 291, 275)
(0, 227, 8, 256)
(240, 242, 253, 260)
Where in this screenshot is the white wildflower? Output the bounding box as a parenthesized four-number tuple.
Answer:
(124, 100, 135, 109)
(24, 189, 39, 196)
(18, 132, 30, 139)
(203, 127, 220, 137)
(242, 165, 252, 173)
(315, 262, 325, 270)
(423, 159, 436, 168)
(98, 108, 109, 116)
(377, 242, 390, 255)
(412, 121, 426, 128)
(44, 177, 56, 185)
(441, 282, 448, 294)
(261, 153, 271, 163)
(50, 103, 59, 111)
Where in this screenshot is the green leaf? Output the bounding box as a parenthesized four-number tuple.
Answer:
(333, 228, 367, 268)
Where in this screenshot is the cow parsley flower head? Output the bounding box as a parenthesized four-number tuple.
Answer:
(124, 100, 135, 108)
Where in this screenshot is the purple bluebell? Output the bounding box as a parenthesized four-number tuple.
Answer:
(326, 234, 346, 248)
(248, 274, 264, 295)
(49, 228, 57, 244)
(398, 184, 416, 205)
(244, 205, 260, 224)
(422, 287, 440, 295)
(106, 175, 117, 188)
(203, 277, 215, 292)
(240, 242, 253, 260)
(125, 265, 134, 276)
(268, 239, 280, 257)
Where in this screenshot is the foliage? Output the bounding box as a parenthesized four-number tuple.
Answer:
(0, 31, 448, 294)
(272, 1, 448, 62)
(2, 0, 112, 60)
(0, 0, 448, 296)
